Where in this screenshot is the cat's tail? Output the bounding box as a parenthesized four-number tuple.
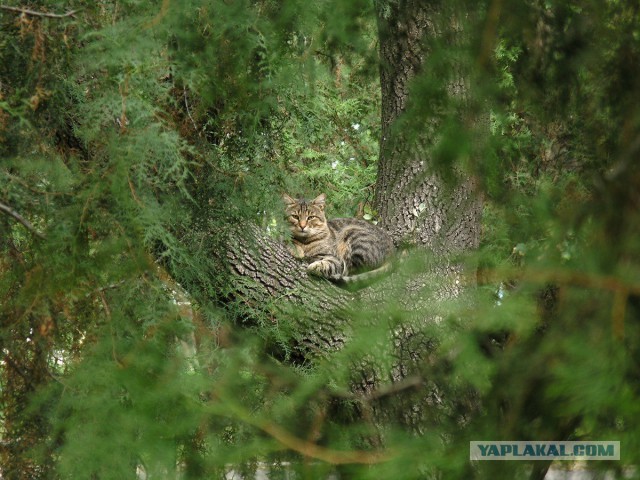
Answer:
(337, 261, 394, 286)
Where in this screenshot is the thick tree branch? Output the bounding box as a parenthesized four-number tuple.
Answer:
(219, 225, 470, 433)
(210, 4, 484, 431)
(225, 226, 355, 356)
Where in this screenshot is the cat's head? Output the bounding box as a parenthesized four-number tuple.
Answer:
(282, 193, 328, 239)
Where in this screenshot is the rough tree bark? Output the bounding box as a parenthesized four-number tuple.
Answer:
(375, 0, 482, 256)
(225, 226, 354, 357)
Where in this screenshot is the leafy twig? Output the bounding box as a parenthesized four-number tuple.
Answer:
(0, 5, 78, 19)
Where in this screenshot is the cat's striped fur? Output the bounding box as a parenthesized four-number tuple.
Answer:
(283, 193, 394, 283)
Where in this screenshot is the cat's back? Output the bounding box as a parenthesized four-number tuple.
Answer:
(328, 217, 385, 234)
(328, 217, 394, 269)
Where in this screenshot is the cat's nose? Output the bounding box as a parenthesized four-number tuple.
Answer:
(299, 221, 307, 230)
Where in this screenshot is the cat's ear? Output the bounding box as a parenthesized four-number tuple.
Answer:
(282, 193, 297, 206)
(311, 193, 326, 209)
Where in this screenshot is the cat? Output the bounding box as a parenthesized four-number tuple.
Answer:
(283, 193, 394, 283)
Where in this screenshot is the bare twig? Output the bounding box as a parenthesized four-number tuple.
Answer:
(328, 376, 423, 402)
(98, 289, 126, 368)
(364, 375, 423, 401)
(477, 0, 504, 69)
(0, 200, 45, 239)
(127, 174, 143, 206)
(85, 280, 127, 298)
(0, 4, 78, 19)
(144, 0, 169, 28)
(183, 86, 199, 134)
(118, 76, 129, 134)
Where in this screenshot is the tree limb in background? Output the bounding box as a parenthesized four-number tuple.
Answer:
(217, 391, 395, 465)
(0, 5, 78, 19)
(0, 200, 45, 239)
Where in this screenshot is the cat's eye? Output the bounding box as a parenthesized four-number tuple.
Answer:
(291, 215, 299, 220)
(308, 215, 317, 220)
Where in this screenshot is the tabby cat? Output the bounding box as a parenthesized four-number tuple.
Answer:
(283, 193, 394, 283)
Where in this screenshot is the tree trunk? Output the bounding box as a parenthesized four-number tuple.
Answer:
(357, 0, 483, 430)
(217, 0, 484, 434)
(375, 0, 482, 255)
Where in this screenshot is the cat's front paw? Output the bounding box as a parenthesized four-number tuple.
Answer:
(306, 260, 329, 277)
(307, 259, 344, 281)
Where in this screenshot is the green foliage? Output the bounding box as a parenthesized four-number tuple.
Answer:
(1, 0, 640, 479)
(1, 0, 381, 477)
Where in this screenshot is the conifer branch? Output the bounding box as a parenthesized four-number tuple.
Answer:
(0, 5, 78, 19)
(0, 200, 45, 239)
